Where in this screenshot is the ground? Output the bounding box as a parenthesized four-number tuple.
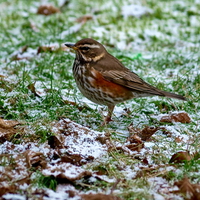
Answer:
(0, 0, 199, 200)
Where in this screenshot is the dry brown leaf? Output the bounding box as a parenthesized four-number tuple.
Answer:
(159, 127, 173, 136)
(96, 133, 111, 145)
(0, 184, 17, 196)
(142, 157, 149, 165)
(169, 151, 192, 163)
(43, 162, 92, 181)
(12, 56, 31, 61)
(23, 150, 46, 168)
(175, 137, 184, 143)
(138, 126, 159, 141)
(63, 99, 92, 111)
(60, 153, 94, 166)
(175, 177, 195, 194)
(81, 193, 123, 200)
(37, 5, 60, 15)
(128, 124, 159, 141)
(127, 134, 143, 144)
(0, 118, 20, 142)
(160, 112, 191, 123)
(21, 45, 28, 53)
(0, 118, 19, 128)
(125, 143, 144, 152)
(48, 135, 65, 149)
(76, 15, 93, 23)
(0, 152, 32, 196)
(125, 135, 144, 152)
(37, 45, 64, 54)
(174, 177, 200, 199)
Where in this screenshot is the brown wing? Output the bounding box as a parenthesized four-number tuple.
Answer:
(92, 53, 164, 96)
(92, 53, 187, 100)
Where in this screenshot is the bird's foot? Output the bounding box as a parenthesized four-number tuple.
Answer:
(101, 116, 113, 126)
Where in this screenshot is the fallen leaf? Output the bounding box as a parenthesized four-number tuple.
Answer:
(37, 44, 64, 54)
(11, 45, 28, 60)
(128, 124, 159, 141)
(0, 118, 20, 142)
(160, 112, 191, 123)
(174, 177, 200, 199)
(127, 134, 143, 144)
(138, 126, 159, 141)
(21, 45, 28, 53)
(76, 15, 93, 23)
(0, 118, 19, 128)
(23, 150, 46, 168)
(63, 99, 93, 111)
(175, 137, 184, 143)
(159, 127, 173, 136)
(169, 151, 192, 163)
(125, 135, 144, 152)
(0, 152, 32, 196)
(37, 5, 60, 15)
(48, 135, 65, 149)
(142, 157, 149, 165)
(125, 143, 144, 152)
(81, 193, 123, 200)
(60, 153, 94, 166)
(0, 184, 17, 196)
(175, 177, 195, 194)
(43, 162, 92, 181)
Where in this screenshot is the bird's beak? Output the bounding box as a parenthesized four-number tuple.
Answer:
(64, 43, 78, 50)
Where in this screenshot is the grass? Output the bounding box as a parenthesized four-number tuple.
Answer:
(33, 171, 58, 191)
(0, 0, 200, 199)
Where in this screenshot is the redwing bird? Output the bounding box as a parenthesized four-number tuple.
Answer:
(65, 38, 186, 124)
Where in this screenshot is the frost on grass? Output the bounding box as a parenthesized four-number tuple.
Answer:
(122, 4, 153, 18)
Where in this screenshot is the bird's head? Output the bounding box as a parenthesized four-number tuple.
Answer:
(65, 38, 106, 62)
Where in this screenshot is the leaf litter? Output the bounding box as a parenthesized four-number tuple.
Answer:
(0, 119, 124, 199)
(2, 115, 198, 199)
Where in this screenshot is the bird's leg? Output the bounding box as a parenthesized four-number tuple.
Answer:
(102, 105, 115, 126)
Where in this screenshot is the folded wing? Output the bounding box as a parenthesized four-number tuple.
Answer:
(92, 53, 186, 101)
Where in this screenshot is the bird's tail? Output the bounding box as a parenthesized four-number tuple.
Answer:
(158, 90, 187, 101)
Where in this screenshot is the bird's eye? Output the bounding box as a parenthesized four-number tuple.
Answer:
(80, 46, 90, 51)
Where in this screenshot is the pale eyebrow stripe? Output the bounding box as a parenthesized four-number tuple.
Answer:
(79, 44, 100, 49)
